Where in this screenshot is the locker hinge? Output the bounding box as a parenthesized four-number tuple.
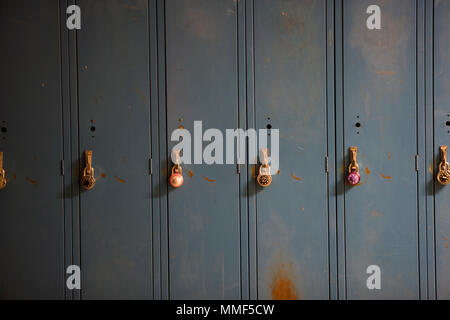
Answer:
(325, 156, 329, 173)
(149, 158, 153, 175)
(415, 154, 419, 172)
(60, 160, 64, 176)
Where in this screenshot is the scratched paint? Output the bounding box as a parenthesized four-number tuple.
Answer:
(290, 174, 302, 182)
(202, 176, 215, 183)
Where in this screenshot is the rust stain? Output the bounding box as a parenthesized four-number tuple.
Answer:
(429, 164, 433, 174)
(179, 125, 184, 129)
(376, 70, 397, 76)
(251, 166, 257, 178)
(290, 174, 302, 182)
(370, 210, 382, 218)
(445, 243, 449, 249)
(136, 89, 146, 101)
(188, 171, 193, 178)
(365, 167, 371, 175)
(380, 173, 392, 180)
(270, 264, 298, 300)
(26, 176, 37, 185)
(100, 173, 106, 179)
(6, 174, 17, 183)
(114, 176, 126, 183)
(276, 170, 281, 175)
(388, 152, 392, 160)
(339, 165, 345, 174)
(202, 176, 215, 183)
(266, 57, 271, 63)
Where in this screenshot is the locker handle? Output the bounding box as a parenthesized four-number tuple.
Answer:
(437, 145, 450, 185)
(0, 152, 6, 190)
(80, 150, 96, 190)
(347, 146, 361, 186)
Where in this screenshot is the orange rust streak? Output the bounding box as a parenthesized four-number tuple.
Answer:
(376, 70, 397, 75)
(290, 174, 302, 182)
(202, 176, 215, 183)
(365, 167, 371, 175)
(26, 176, 37, 185)
(100, 173, 106, 178)
(188, 171, 193, 178)
(380, 173, 392, 180)
(114, 176, 126, 183)
(270, 268, 298, 300)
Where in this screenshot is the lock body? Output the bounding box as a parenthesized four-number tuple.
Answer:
(347, 146, 360, 186)
(437, 146, 450, 185)
(80, 150, 96, 190)
(257, 164, 272, 188)
(169, 165, 183, 188)
(0, 152, 6, 190)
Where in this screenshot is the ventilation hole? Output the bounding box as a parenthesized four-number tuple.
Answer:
(1, 127, 7, 133)
(446, 121, 450, 127)
(267, 124, 272, 130)
(355, 122, 361, 128)
(90, 126, 96, 132)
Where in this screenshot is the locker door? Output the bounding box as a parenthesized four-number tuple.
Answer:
(165, 0, 241, 299)
(77, 1, 153, 299)
(434, 0, 450, 300)
(253, 0, 330, 300)
(0, 1, 65, 299)
(341, 0, 419, 299)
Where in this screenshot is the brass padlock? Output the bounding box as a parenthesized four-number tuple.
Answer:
(169, 165, 184, 188)
(347, 146, 361, 186)
(0, 152, 6, 190)
(437, 145, 450, 185)
(257, 164, 272, 187)
(80, 150, 96, 190)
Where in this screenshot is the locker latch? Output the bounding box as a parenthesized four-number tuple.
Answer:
(347, 146, 361, 186)
(257, 148, 272, 188)
(80, 150, 96, 190)
(437, 145, 450, 185)
(0, 152, 6, 190)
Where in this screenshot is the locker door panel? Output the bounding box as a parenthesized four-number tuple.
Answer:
(342, 0, 419, 299)
(434, 0, 450, 300)
(0, 0, 65, 299)
(77, 0, 152, 299)
(165, 0, 241, 299)
(254, 0, 330, 300)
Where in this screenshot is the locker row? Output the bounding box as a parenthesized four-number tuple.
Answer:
(1, 0, 450, 300)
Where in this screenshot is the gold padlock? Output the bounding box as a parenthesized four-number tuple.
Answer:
(0, 152, 6, 190)
(257, 148, 272, 188)
(437, 145, 450, 185)
(257, 164, 272, 187)
(80, 150, 96, 190)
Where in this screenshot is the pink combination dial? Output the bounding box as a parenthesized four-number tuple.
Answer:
(347, 170, 361, 185)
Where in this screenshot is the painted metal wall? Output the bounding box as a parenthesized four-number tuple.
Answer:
(0, 0, 449, 300)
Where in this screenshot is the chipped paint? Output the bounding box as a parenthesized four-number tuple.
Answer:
(290, 174, 302, 182)
(380, 173, 392, 180)
(202, 176, 215, 183)
(114, 176, 126, 183)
